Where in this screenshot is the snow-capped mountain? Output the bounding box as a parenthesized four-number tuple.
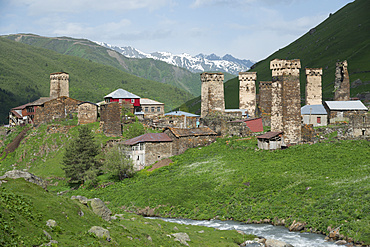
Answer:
(95, 42, 254, 75)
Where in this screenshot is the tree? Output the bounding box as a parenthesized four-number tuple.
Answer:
(103, 145, 134, 181)
(62, 125, 100, 184)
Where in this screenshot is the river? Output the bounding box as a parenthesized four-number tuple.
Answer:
(148, 217, 339, 247)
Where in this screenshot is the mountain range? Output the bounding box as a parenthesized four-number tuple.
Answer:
(95, 42, 254, 75)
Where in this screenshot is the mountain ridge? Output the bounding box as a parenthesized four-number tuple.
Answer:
(95, 41, 255, 75)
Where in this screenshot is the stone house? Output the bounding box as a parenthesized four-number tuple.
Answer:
(301, 104, 328, 127)
(78, 102, 98, 125)
(257, 131, 284, 150)
(323, 100, 368, 124)
(226, 120, 252, 137)
(124, 133, 173, 170)
(349, 111, 370, 137)
(163, 127, 217, 156)
(141, 98, 165, 118)
(143, 111, 199, 129)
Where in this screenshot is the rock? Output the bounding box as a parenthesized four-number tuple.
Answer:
(172, 232, 191, 246)
(335, 240, 347, 245)
(329, 227, 340, 240)
(174, 226, 179, 231)
(265, 239, 294, 247)
(239, 240, 264, 246)
(46, 219, 57, 228)
(90, 198, 112, 221)
(288, 220, 306, 231)
(41, 240, 58, 246)
(88, 226, 110, 241)
(198, 230, 204, 233)
(147, 235, 152, 242)
(0, 170, 47, 190)
(71, 195, 88, 205)
(78, 210, 84, 217)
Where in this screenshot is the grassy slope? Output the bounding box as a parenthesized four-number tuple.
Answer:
(3, 34, 202, 97)
(0, 179, 252, 246)
(0, 37, 193, 124)
(73, 137, 370, 244)
(179, 0, 370, 112)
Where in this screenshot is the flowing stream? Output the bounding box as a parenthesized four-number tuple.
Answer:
(148, 217, 339, 247)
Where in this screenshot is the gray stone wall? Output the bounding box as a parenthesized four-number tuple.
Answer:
(305, 68, 322, 105)
(50, 72, 69, 98)
(239, 72, 257, 117)
(78, 103, 98, 125)
(145, 142, 173, 166)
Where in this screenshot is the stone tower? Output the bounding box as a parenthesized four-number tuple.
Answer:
(270, 59, 301, 144)
(334, 60, 350, 101)
(239, 72, 257, 117)
(201, 72, 225, 118)
(50, 72, 69, 98)
(305, 68, 322, 105)
(258, 81, 272, 114)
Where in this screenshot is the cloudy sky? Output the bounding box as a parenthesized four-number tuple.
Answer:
(0, 0, 353, 61)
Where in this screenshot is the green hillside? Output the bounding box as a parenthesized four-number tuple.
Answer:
(3, 34, 202, 97)
(0, 37, 193, 124)
(180, 0, 370, 113)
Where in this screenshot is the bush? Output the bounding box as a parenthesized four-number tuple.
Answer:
(103, 145, 134, 181)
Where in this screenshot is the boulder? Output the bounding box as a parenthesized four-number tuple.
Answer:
(329, 227, 340, 240)
(0, 170, 47, 190)
(90, 198, 112, 221)
(172, 232, 190, 246)
(239, 240, 264, 246)
(46, 219, 57, 228)
(41, 240, 58, 246)
(88, 226, 110, 241)
(288, 220, 306, 231)
(71, 195, 88, 205)
(265, 239, 294, 247)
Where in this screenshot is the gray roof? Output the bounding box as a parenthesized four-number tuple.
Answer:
(324, 100, 368, 111)
(140, 98, 164, 105)
(104, 89, 140, 99)
(165, 111, 199, 117)
(224, 109, 249, 116)
(301, 105, 327, 115)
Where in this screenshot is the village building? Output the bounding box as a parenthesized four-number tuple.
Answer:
(349, 111, 370, 137)
(270, 59, 301, 145)
(163, 127, 217, 156)
(258, 81, 272, 126)
(257, 131, 284, 150)
(124, 133, 173, 171)
(226, 117, 263, 137)
(50, 72, 69, 98)
(323, 100, 368, 124)
(8, 103, 33, 126)
(104, 88, 141, 113)
(77, 102, 98, 125)
(239, 72, 257, 117)
(201, 72, 225, 118)
(305, 68, 322, 105)
(334, 60, 350, 101)
(100, 102, 121, 137)
(141, 98, 165, 118)
(301, 104, 328, 127)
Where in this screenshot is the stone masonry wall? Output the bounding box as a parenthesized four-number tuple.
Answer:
(258, 81, 272, 127)
(145, 142, 173, 166)
(334, 60, 350, 101)
(350, 111, 370, 137)
(201, 72, 225, 118)
(50, 72, 69, 98)
(239, 72, 257, 117)
(100, 102, 121, 137)
(34, 97, 81, 125)
(305, 68, 322, 105)
(270, 59, 301, 144)
(78, 103, 98, 125)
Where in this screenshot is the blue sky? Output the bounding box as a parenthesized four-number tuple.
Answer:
(0, 0, 353, 61)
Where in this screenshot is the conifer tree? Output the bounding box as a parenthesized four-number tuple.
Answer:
(62, 125, 100, 184)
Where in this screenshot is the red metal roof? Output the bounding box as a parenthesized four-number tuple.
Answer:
(12, 102, 31, 110)
(124, 133, 172, 145)
(165, 127, 216, 138)
(244, 118, 263, 132)
(257, 131, 283, 139)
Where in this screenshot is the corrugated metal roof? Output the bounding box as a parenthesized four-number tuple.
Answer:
(301, 104, 327, 115)
(165, 111, 199, 117)
(245, 118, 263, 132)
(257, 131, 283, 139)
(12, 102, 32, 110)
(166, 127, 216, 137)
(224, 109, 248, 116)
(324, 100, 368, 111)
(104, 89, 140, 99)
(140, 98, 164, 105)
(78, 101, 98, 106)
(27, 97, 55, 106)
(124, 133, 172, 145)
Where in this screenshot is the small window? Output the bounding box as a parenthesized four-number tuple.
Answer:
(145, 107, 149, 112)
(137, 156, 140, 160)
(317, 117, 321, 124)
(157, 107, 161, 112)
(151, 107, 155, 112)
(131, 99, 135, 103)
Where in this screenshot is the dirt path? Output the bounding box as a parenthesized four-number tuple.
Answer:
(147, 158, 173, 171)
(0, 127, 30, 160)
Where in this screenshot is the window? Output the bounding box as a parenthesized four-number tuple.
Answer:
(131, 99, 135, 103)
(145, 107, 149, 112)
(317, 117, 321, 124)
(151, 107, 155, 112)
(157, 107, 161, 112)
